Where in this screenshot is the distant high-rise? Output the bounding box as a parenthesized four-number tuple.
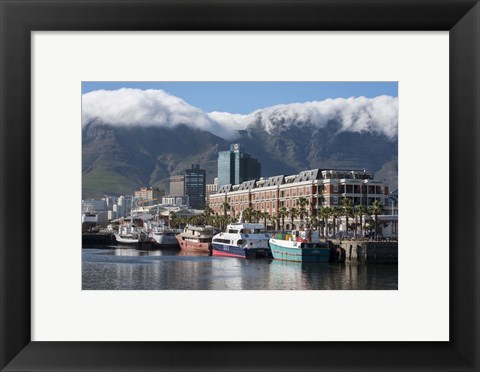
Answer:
(169, 175, 185, 196)
(134, 187, 164, 206)
(217, 143, 261, 188)
(185, 164, 206, 210)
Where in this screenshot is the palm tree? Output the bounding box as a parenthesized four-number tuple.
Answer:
(289, 207, 298, 230)
(243, 207, 254, 223)
(355, 204, 367, 239)
(278, 207, 288, 232)
(319, 206, 331, 238)
(310, 215, 319, 231)
(168, 211, 176, 228)
(203, 206, 213, 218)
(331, 206, 341, 237)
(261, 212, 269, 229)
(369, 199, 383, 241)
(271, 215, 279, 231)
(297, 197, 308, 228)
(219, 201, 230, 229)
(340, 198, 353, 236)
(220, 201, 230, 218)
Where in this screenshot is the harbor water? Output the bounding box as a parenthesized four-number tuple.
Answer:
(82, 247, 398, 290)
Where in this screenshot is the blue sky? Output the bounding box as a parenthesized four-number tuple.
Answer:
(82, 82, 397, 115)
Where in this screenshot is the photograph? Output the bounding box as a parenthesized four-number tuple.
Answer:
(82, 82, 399, 290)
(2, 0, 479, 369)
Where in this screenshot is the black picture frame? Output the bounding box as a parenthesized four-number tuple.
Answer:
(1, 1, 479, 371)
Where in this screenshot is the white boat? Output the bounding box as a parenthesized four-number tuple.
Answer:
(144, 221, 179, 248)
(211, 223, 271, 258)
(82, 211, 98, 232)
(82, 212, 98, 224)
(114, 225, 149, 244)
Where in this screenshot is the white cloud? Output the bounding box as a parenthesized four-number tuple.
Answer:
(226, 95, 399, 139)
(82, 88, 398, 140)
(82, 88, 242, 139)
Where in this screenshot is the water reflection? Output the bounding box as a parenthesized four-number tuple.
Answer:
(82, 248, 397, 290)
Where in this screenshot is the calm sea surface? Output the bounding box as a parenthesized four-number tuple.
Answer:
(82, 247, 398, 290)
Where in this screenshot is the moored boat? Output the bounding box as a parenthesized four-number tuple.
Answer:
(176, 225, 215, 253)
(269, 229, 331, 262)
(211, 223, 271, 259)
(114, 224, 150, 244)
(144, 220, 179, 248)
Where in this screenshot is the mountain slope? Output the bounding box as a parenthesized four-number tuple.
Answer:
(82, 90, 398, 198)
(82, 120, 397, 198)
(82, 123, 228, 198)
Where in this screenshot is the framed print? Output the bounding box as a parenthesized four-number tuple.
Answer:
(35, 34, 444, 342)
(1, 0, 479, 371)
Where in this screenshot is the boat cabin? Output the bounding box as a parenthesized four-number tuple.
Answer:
(292, 229, 320, 243)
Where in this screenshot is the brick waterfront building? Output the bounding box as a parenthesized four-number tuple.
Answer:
(209, 169, 389, 224)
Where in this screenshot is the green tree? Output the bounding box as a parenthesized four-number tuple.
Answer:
(331, 206, 341, 237)
(260, 211, 269, 229)
(220, 201, 230, 217)
(289, 207, 298, 230)
(252, 209, 261, 223)
(278, 207, 288, 232)
(212, 215, 222, 229)
(319, 206, 331, 238)
(297, 197, 308, 228)
(243, 207, 254, 223)
(310, 215, 319, 231)
(203, 206, 213, 218)
(340, 198, 353, 236)
(369, 199, 383, 240)
(355, 204, 367, 238)
(219, 201, 230, 229)
(271, 215, 279, 231)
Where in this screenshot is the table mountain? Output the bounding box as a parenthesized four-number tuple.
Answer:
(82, 89, 398, 198)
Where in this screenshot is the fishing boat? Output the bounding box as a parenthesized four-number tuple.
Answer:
(114, 224, 150, 244)
(211, 223, 271, 258)
(175, 225, 215, 253)
(269, 229, 331, 262)
(145, 220, 179, 248)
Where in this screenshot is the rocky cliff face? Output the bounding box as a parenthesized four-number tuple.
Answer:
(82, 120, 397, 198)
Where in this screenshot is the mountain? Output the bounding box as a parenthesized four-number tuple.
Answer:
(82, 89, 398, 198)
(234, 114, 397, 179)
(82, 122, 229, 198)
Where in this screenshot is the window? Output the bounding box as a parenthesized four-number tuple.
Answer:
(334, 185, 338, 192)
(213, 238, 230, 244)
(333, 196, 338, 204)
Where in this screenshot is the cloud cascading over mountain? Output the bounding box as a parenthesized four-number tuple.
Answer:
(82, 88, 398, 140)
(82, 88, 398, 197)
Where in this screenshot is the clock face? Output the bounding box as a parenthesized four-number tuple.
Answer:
(233, 144, 239, 151)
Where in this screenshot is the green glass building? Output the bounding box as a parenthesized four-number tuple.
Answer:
(217, 143, 261, 189)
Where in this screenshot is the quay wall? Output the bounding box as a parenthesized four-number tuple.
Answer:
(332, 240, 398, 264)
(82, 233, 116, 247)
